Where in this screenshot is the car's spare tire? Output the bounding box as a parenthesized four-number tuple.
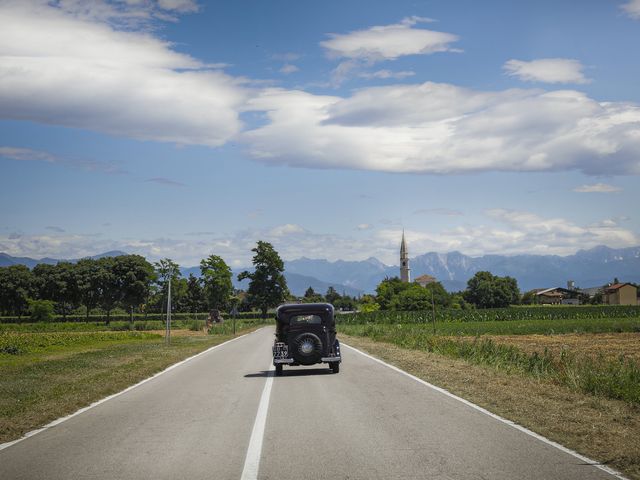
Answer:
(291, 332, 323, 365)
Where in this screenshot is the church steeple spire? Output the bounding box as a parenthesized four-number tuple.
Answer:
(400, 230, 410, 282)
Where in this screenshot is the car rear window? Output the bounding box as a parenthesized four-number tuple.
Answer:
(290, 314, 322, 325)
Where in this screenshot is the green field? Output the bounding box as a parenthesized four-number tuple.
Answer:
(0, 318, 264, 333)
(338, 313, 640, 405)
(340, 316, 640, 337)
(0, 320, 270, 443)
(338, 305, 640, 324)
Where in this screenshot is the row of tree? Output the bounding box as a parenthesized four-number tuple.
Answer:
(367, 271, 521, 311)
(0, 241, 290, 320)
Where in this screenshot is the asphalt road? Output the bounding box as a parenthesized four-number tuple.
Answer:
(0, 327, 623, 480)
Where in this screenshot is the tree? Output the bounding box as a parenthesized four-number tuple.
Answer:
(463, 271, 520, 309)
(375, 277, 407, 310)
(184, 274, 206, 313)
(358, 294, 380, 313)
(28, 299, 55, 322)
(96, 257, 120, 325)
(33, 262, 79, 319)
(238, 241, 289, 319)
(76, 258, 103, 321)
(200, 255, 233, 311)
(394, 282, 450, 311)
(325, 286, 341, 305)
(154, 258, 181, 314)
(0, 265, 34, 317)
(113, 255, 155, 323)
(302, 286, 323, 303)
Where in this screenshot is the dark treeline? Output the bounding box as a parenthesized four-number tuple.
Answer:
(0, 241, 289, 322)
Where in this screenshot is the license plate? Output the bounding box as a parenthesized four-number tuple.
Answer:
(273, 342, 288, 358)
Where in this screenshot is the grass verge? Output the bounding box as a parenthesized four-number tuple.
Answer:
(0, 323, 266, 444)
(342, 333, 640, 480)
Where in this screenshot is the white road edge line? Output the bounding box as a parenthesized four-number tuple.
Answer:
(342, 343, 629, 480)
(0, 329, 260, 452)
(240, 364, 275, 480)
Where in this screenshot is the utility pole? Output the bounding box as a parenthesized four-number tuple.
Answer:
(165, 278, 171, 345)
(431, 288, 436, 335)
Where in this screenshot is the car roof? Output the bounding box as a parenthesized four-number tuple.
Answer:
(276, 302, 334, 316)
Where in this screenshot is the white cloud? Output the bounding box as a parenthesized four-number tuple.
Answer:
(414, 208, 463, 216)
(268, 224, 306, 237)
(356, 224, 373, 230)
(573, 183, 623, 193)
(622, 0, 640, 19)
(321, 17, 459, 62)
(157, 0, 199, 13)
(375, 210, 638, 261)
(359, 69, 415, 80)
(0, 1, 246, 147)
(279, 64, 299, 74)
(0, 145, 126, 174)
(1, 211, 637, 266)
(145, 177, 186, 187)
(242, 83, 640, 175)
(504, 58, 590, 84)
(272, 52, 302, 61)
(0, 146, 55, 162)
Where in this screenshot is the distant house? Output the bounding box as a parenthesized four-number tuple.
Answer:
(604, 283, 638, 306)
(535, 287, 580, 305)
(414, 274, 436, 287)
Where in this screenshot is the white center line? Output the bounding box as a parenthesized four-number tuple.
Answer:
(240, 364, 275, 480)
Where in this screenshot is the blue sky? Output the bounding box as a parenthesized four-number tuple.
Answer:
(1, 0, 639, 267)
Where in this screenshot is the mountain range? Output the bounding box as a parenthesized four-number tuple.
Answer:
(1, 245, 639, 295)
(285, 245, 640, 293)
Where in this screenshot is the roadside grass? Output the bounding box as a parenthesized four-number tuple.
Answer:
(341, 334, 640, 480)
(0, 321, 269, 444)
(339, 323, 640, 405)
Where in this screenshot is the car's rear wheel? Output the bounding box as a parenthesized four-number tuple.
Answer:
(275, 364, 283, 376)
(291, 332, 323, 365)
(330, 362, 340, 374)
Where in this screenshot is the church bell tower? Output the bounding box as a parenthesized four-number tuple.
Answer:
(400, 230, 410, 283)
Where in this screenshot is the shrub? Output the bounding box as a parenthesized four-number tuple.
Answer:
(28, 299, 55, 322)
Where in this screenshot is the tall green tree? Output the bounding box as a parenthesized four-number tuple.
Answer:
(325, 286, 341, 305)
(302, 286, 323, 303)
(396, 282, 450, 311)
(200, 255, 233, 311)
(153, 258, 181, 314)
(33, 262, 79, 318)
(185, 273, 206, 313)
(96, 257, 120, 325)
(463, 271, 520, 308)
(0, 265, 34, 317)
(113, 255, 155, 323)
(76, 258, 103, 321)
(375, 277, 406, 310)
(238, 241, 289, 319)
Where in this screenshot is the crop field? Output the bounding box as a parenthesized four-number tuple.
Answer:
(338, 305, 640, 324)
(338, 307, 640, 405)
(474, 332, 640, 362)
(0, 317, 264, 333)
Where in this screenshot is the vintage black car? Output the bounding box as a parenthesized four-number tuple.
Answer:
(272, 303, 341, 375)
